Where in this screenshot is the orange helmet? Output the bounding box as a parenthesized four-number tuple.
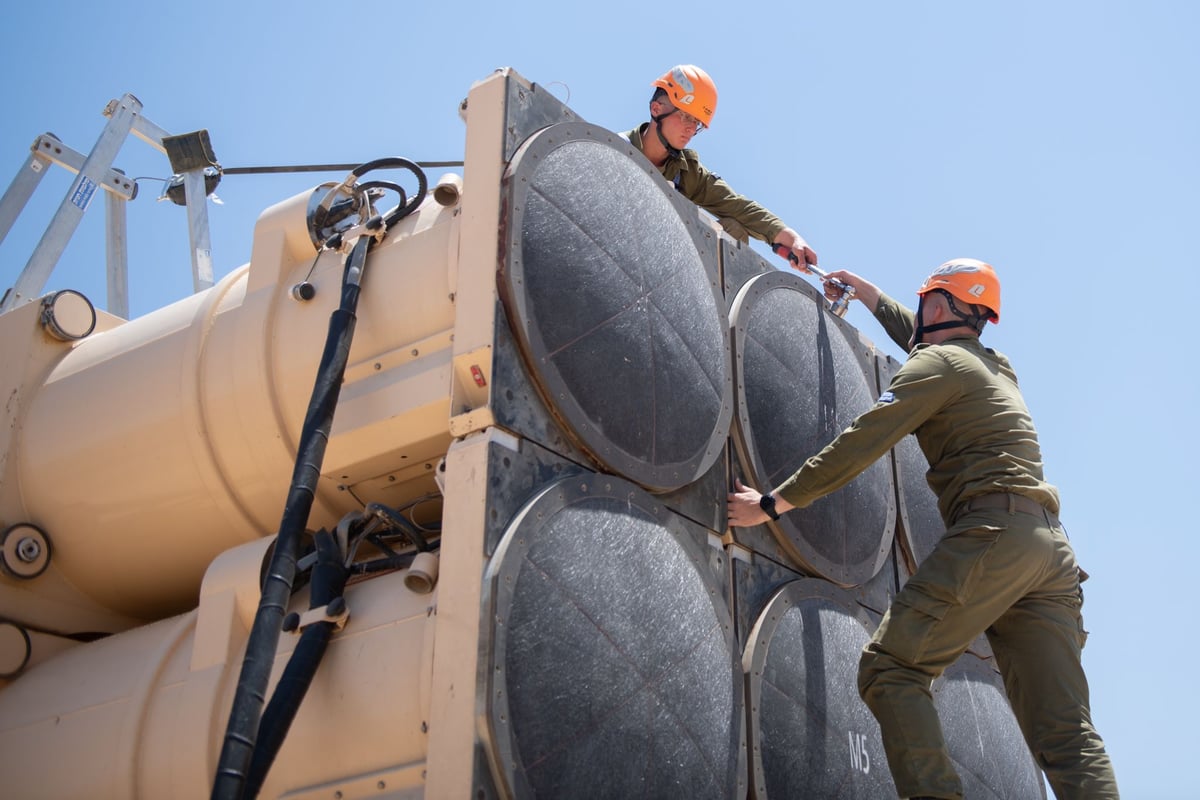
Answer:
(652, 65, 717, 128)
(916, 258, 1001, 323)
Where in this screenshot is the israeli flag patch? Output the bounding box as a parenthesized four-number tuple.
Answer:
(878, 391, 895, 404)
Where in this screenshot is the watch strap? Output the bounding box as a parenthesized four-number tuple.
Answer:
(759, 492, 781, 522)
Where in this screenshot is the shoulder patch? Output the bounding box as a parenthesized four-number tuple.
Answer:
(878, 391, 895, 404)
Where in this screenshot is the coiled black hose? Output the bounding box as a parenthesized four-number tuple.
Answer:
(210, 158, 427, 800)
(210, 233, 371, 800)
(241, 528, 349, 797)
(350, 157, 427, 229)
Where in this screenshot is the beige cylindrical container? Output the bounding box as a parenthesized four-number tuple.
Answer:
(0, 538, 438, 799)
(7, 185, 461, 623)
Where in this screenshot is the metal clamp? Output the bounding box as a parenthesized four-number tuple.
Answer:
(284, 596, 349, 634)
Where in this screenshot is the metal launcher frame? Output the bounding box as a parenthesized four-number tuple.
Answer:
(0, 69, 1047, 799)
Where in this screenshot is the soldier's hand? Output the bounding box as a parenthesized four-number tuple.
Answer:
(727, 478, 769, 528)
(771, 228, 817, 274)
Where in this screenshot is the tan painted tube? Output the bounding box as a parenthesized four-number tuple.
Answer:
(10, 188, 460, 621)
(0, 539, 437, 799)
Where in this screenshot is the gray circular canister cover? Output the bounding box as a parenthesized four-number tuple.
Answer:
(730, 270, 894, 586)
(500, 122, 732, 493)
(484, 473, 745, 798)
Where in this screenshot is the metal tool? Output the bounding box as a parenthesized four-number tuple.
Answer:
(772, 244, 856, 317)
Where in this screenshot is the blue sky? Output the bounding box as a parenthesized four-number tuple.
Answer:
(2, 1, 1196, 796)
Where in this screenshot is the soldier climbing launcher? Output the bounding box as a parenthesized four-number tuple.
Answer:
(0, 68, 1047, 798)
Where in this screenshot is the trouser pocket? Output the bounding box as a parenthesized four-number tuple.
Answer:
(878, 524, 1005, 666)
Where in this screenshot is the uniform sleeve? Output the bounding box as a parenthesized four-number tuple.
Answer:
(775, 348, 960, 508)
(872, 293, 917, 354)
(676, 153, 786, 243)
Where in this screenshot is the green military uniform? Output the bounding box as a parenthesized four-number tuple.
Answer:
(775, 294, 1119, 799)
(622, 124, 786, 245)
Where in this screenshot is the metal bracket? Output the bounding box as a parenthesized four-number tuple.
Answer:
(290, 599, 350, 633)
(0, 94, 217, 316)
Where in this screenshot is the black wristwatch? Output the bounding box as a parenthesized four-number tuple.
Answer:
(759, 492, 781, 521)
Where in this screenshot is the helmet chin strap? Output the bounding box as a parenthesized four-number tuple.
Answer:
(651, 108, 682, 159)
(912, 290, 986, 345)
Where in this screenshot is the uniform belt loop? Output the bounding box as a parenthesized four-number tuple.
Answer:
(959, 492, 1058, 528)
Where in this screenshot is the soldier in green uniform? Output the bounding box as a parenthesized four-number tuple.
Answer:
(727, 260, 1119, 799)
(622, 64, 818, 271)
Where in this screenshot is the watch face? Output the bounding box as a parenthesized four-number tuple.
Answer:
(759, 494, 779, 519)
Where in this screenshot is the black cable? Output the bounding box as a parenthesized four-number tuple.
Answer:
(211, 157, 427, 799)
(365, 502, 431, 552)
(358, 180, 407, 205)
(210, 234, 372, 800)
(242, 528, 349, 797)
(353, 158, 427, 228)
(358, 180, 408, 225)
(351, 551, 420, 575)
